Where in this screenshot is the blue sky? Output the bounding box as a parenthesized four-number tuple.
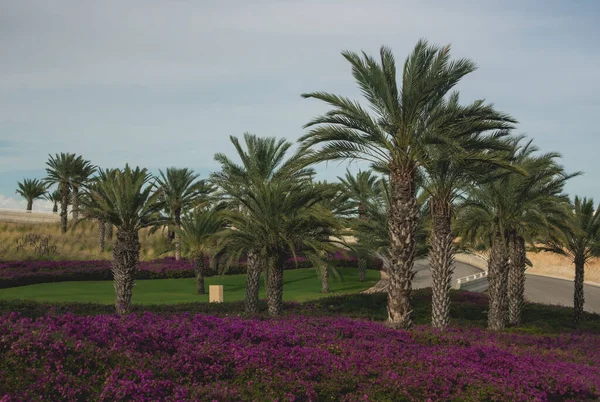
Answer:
(1, 0, 599, 211)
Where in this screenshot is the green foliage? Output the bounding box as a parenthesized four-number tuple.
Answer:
(15, 178, 47, 208)
(79, 165, 166, 232)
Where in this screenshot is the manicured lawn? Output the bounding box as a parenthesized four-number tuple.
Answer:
(0, 267, 379, 304)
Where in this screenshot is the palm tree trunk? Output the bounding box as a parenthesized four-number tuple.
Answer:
(26, 199, 33, 211)
(59, 185, 69, 234)
(508, 232, 526, 326)
(266, 255, 284, 316)
(574, 257, 585, 324)
(386, 166, 418, 329)
(194, 255, 206, 295)
(98, 220, 106, 252)
(174, 210, 182, 261)
(321, 267, 329, 293)
(358, 205, 367, 282)
(245, 253, 261, 314)
(488, 228, 509, 330)
(358, 257, 367, 282)
(429, 198, 454, 330)
(105, 222, 113, 240)
(112, 228, 140, 314)
(174, 233, 182, 261)
(72, 186, 79, 220)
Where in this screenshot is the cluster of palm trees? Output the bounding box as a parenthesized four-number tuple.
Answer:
(14, 40, 600, 329)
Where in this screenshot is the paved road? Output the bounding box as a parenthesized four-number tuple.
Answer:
(525, 274, 600, 314)
(412, 259, 481, 289)
(412, 259, 600, 314)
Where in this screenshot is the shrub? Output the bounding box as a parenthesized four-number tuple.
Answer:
(0, 252, 379, 289)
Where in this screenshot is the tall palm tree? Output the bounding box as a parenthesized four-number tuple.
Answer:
(211, 133, 313, 314)
(216, 179, 341, 316)
(352, 178, 430, 275)
(79, 166, 165, 314)
(45, 153, 79, 233)
(15, 178, 47, 211)
(178, 206, 228, 294)
(70, 157, 96, 220)
(542, 197, 600, 323)
(300, 40, 515, 328)
(456, 138, 575, 329)
(156, 168, 210, 260)
(339, 169, 381, 282)
(44, 189, 61, 213)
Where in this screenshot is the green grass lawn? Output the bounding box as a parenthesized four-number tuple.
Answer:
(0, 267, 379, 304)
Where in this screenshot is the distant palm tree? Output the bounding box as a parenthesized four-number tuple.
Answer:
(44, 190, 61, 213)
(178, 206, 228, 294)
(339, 170, 381, 282)
(15, 178, 47, 211)
(45, 153, 79, 232)
(156, 168, 210, 260)
(542, 197, 600, 323)
(211, 133, 313, 314)
(456, 138, 575, 329)
(79, 166, 165, 314)
(70, 157, 96, 220)
(300, 40, 515, 328)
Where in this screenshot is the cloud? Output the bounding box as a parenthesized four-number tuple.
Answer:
(0, 0, 599, 201)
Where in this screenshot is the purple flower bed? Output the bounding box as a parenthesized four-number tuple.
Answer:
(0, 252, 366, 289)
(0, 313, 598, 401)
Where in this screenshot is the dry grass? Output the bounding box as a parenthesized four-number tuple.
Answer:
(0, 221, 172, 261)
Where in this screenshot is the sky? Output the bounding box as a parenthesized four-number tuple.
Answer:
(1, 0, 599, 211)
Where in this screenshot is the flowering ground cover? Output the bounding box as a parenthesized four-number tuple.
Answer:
(0, 252, 366, 289)
(1, 310, 599, 402)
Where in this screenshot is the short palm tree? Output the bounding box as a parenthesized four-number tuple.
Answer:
(44, 190, 61, 213)
(216, 180, 341, 316)
(339, 169, 381, 281)
(178, 206, 228, 294)
(79, 166, 165, 314)
(456, 138, 575, 329)
(15, 178, 47, 211)
(45, 153, 79, 233)
(542, 197, 600, 323)
(300, 40, 515, 328)
(211, 133, 313, 314)
(156, 168, 210, 260)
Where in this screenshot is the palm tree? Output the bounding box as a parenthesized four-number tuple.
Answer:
(211, 133, 313, 314)
(352, 178, 430, 276)
(542, 197, 600, 323)
(456, 138, 575, 329)
(216, 179, 341, 316)
(45, 153, 79, 233)
(178, 206, 228, 294)
(79, 166, 165, 314)
(70, 157, 96, 220)
(339, 169, 381, 282)
(15, 178, 47, 211)
(44, 190, 61, 213)
(156, 168, 210, 260)
(300, 40, 515, 328)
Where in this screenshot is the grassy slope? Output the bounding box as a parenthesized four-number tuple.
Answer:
(0, 221, 170, 261)
(0, 267, 380, 304)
